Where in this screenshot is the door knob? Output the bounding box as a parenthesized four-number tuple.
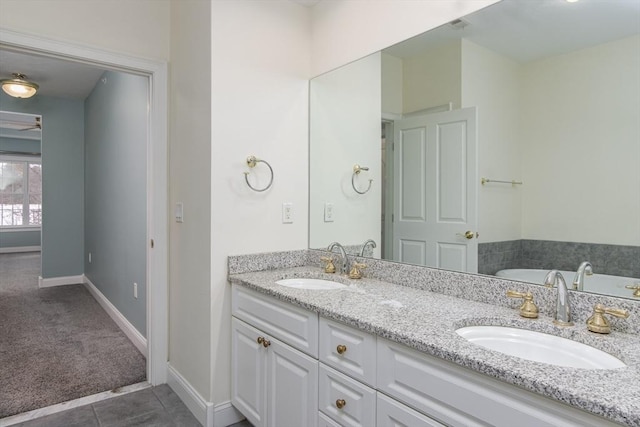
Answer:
(457, 230, 478, 239)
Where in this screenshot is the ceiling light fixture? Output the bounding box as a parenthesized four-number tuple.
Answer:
(1, 73, 39, 99)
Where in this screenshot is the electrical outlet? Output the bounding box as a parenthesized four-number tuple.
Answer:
(324, 203, 334, 222)
(282, 202, 293, 224)
(133, 282, 138, 299)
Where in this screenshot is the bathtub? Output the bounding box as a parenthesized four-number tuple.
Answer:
(496, 268, 640, 299)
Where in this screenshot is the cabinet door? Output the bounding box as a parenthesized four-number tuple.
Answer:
(232, 318, 267, 427)
(266, 337, 318, 427)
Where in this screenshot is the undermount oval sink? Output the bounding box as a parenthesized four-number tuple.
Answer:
(275, 278, 347, 290)
(456, 326, 625, 369)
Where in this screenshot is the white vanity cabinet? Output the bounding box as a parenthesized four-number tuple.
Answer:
(231, 285, 319, 427)
(231, 283, 622, 427)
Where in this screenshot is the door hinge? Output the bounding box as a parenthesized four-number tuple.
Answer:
(150, 239, 154, 249)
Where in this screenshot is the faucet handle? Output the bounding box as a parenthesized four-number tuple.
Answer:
(586, 304, 630, 334)
(625, 284, 640, 298)
(349, 262, 367, 279)
(506, 290, 539, 319)
(320, 256, 336, 274)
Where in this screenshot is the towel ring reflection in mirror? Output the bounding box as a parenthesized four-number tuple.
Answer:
(244, 155, 274, 192)
(352, 164, 373, 195)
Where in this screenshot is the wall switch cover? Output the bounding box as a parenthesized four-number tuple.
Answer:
(324, 202, 334, 222)
(175, 202, 184, 223)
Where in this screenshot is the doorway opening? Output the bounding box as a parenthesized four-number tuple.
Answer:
(0, 29, 168, 419)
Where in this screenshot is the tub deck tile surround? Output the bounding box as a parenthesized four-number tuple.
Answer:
(228, 250, 640, 426)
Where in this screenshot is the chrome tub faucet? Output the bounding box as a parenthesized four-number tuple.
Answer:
(573, 261, 593, 291)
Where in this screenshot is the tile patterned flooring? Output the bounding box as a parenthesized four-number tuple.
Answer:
(7, 385, 252, 427)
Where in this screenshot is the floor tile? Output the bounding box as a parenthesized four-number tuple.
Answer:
(16, 405, 98, 427)
(152, 384, 184, 410)
(102, 409, 175, 427)
(92, 388, 163, 425)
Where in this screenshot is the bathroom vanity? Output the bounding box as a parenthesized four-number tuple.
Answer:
(229, 251, 640, 427)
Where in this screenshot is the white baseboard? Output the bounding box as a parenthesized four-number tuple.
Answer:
(0, 245, 40, 254)
(213, 401, 245, 427)
(83, 275, 148, 357)
(167, 363, 213, 427)
(38, 274, 84, 288)
(167, 364, 244, 427)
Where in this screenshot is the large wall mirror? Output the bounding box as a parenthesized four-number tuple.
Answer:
(309, 0, 640, 300)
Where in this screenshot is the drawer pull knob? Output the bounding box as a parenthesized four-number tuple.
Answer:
(336, 344, 347, 355)
(262, 339, 271, 348)
(257, 337, 264, 344)
(335, 399, 346, 409)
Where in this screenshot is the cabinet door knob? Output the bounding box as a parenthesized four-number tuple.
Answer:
(257, 336, 264, 345)
(336, 344, 347, 355)
(262, 339, 271, 348)
(335, 399, 346, 409)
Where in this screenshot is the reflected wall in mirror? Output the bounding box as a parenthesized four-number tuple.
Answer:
(309, 0, 640, 299)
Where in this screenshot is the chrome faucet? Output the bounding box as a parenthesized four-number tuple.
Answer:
(359, 239, 377, 257)
(572, 261, 593, 291)
(327, 242, 349, 275)
(543, 270, 573, 326)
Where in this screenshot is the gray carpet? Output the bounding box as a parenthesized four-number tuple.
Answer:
(0, 253, 146, 418)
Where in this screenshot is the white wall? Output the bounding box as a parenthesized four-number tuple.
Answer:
(461, 39, 521, 243)
(309, 53, 382, 253)
(520, 35, 640, 246)
(0, 0, 170, 60)
(169, 0, 212, 400)
(381, 53, 403, 115)
(403, 41, 462, 113)
(210, 0, 310, 405)
(310, 0, 500, 77)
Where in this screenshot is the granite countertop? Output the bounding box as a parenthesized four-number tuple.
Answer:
(229, 266, 640, 427)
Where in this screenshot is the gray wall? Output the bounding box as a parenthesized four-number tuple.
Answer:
(0, 230, 41, 249)
(84, 71, 148, 337)
(0, 93, 84, 273)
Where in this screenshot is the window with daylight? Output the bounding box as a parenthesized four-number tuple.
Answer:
(0, 158, 42, 228)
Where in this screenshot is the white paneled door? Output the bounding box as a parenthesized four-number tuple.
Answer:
(392, 107, 478, 273)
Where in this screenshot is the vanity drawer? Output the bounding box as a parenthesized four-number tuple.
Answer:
(319, 317, 377, 387)
(319, 364, 376, 427)
(318, 411, 342, 427)
(377, 338, 619, 427)
(232, 284, 318, 357)
(377, 392, 445, 427)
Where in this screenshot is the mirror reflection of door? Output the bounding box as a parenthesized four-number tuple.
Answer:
(390, 108, 477, 272)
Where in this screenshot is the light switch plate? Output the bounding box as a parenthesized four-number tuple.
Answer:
(324, 202, 334, 222)
(175, 202, 184, 223)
